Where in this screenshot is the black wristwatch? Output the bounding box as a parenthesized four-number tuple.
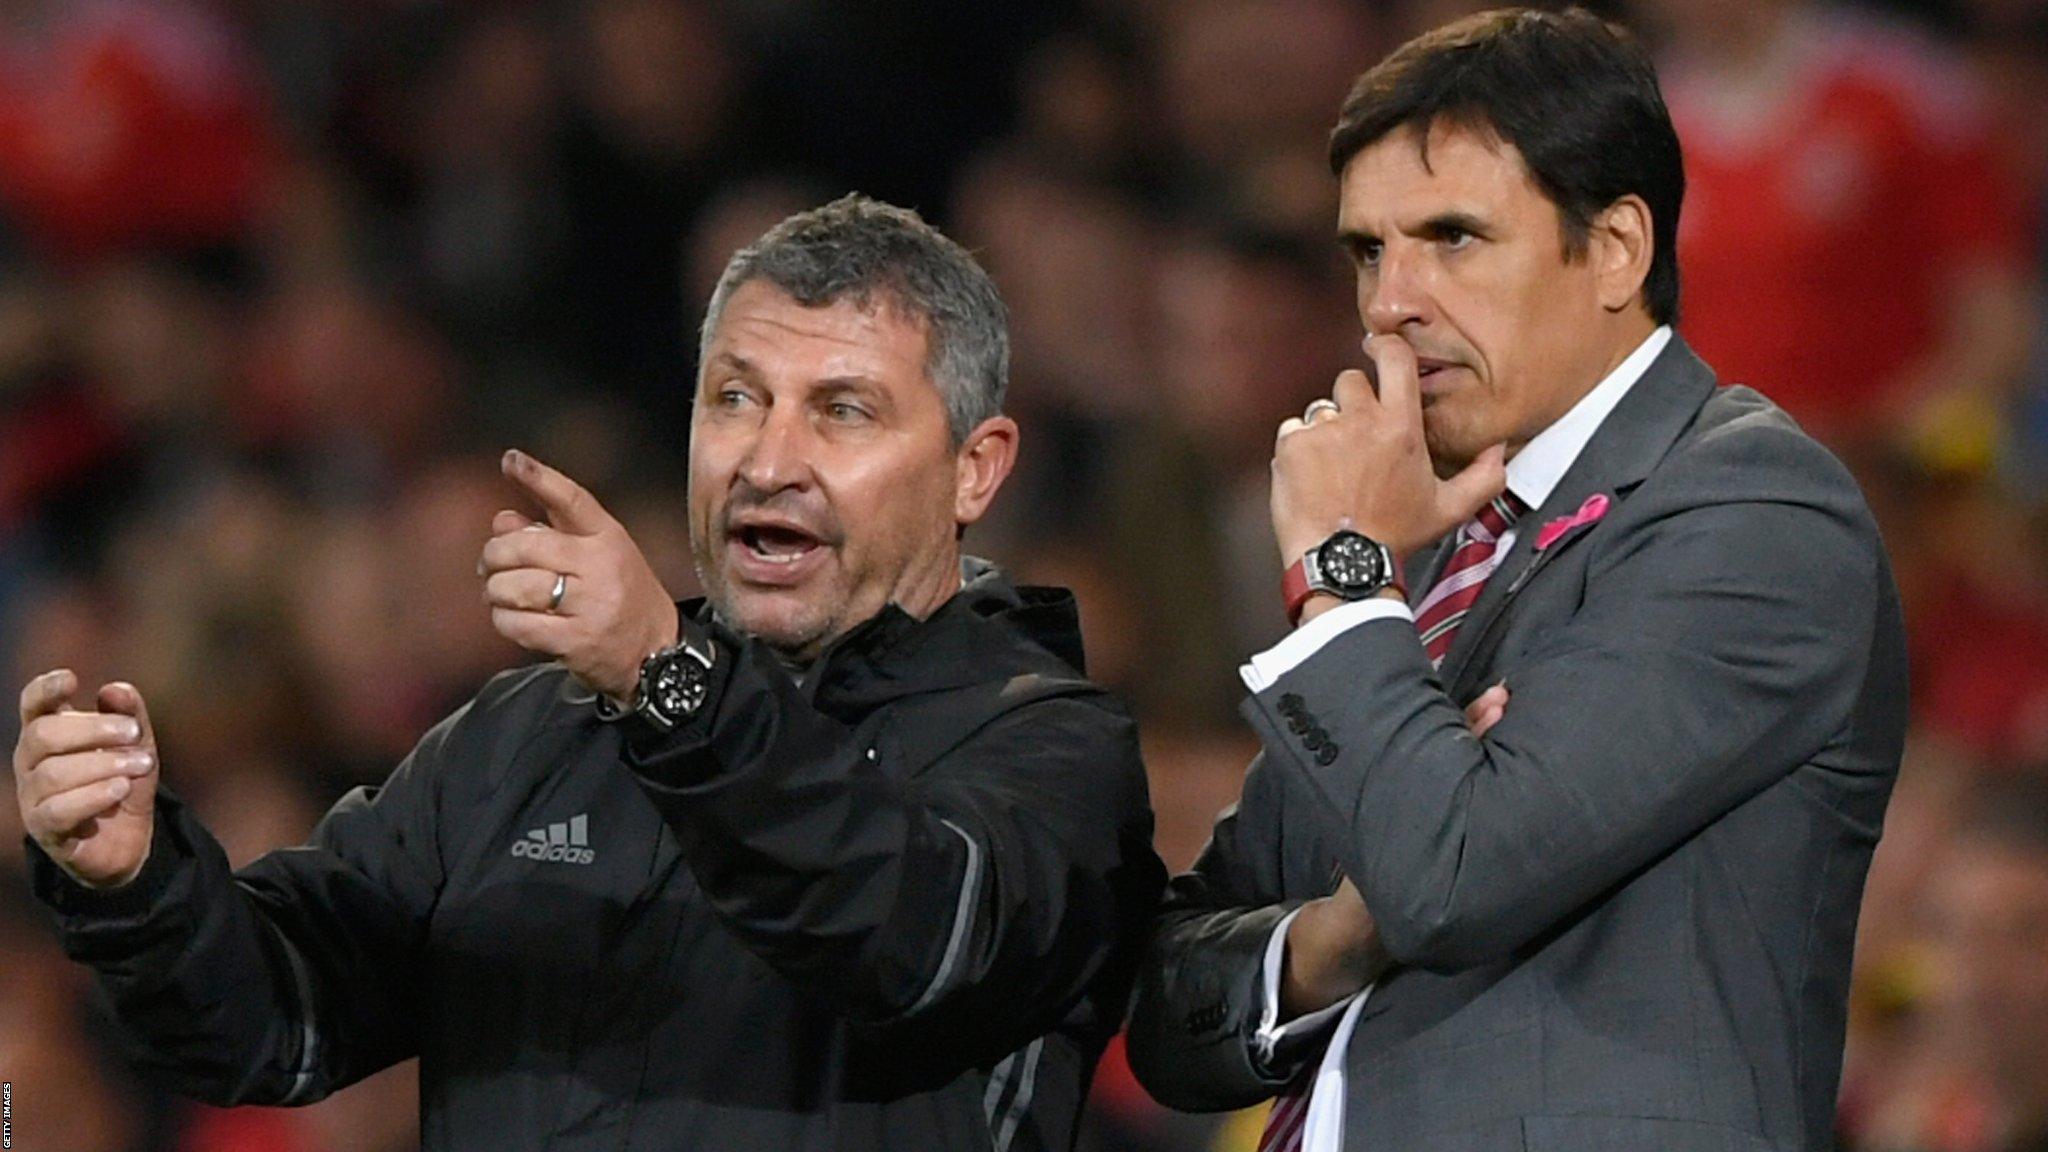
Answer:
(1281, 529, 1402, 624)
(627, 628, 719, 732)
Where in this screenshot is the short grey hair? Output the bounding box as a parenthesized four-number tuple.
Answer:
(698, 193, 1009, 444)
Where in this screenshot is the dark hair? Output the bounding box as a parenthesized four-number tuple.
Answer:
(1328, 7, 1685, 324)
(701, 193, 1009, 445)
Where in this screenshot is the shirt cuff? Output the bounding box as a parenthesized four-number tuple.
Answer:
(1253, 908, 1368, 1074)
(1240, 597, 1413, 693)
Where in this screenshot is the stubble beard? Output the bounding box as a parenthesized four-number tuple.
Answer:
(1422, 412, 1473, 479)
(689, 538, 841, 662)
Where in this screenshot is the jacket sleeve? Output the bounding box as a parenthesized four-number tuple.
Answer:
(26, 674, 522, 1105)
(1244, 442, 1888, 974)
(625, 642, 1165, 1058)
(1125, 750, 1306, 1112)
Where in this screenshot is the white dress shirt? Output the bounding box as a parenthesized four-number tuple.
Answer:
(1243, 325, 1672, 1152)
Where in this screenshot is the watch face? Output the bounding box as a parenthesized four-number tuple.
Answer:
(1318, 531, 1388, 594)
(649, 653, 710, 721)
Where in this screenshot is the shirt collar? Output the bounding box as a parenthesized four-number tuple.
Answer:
(1505, 326, 1672, 511)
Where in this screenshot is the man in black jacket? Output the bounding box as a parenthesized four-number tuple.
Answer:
(13, 195, 1165, 1151)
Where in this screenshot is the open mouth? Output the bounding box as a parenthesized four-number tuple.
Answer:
(737, 524, 822, 565)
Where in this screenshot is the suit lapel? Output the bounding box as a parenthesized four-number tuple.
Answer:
(1434, 338, 1720, 700)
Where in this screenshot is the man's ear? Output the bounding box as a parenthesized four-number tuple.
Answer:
(1592, 194, 1654, 315)
(954, 415, 1020, 528)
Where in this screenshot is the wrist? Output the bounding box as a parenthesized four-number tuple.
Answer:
(1282, 901, 1363, 1017)
(605, 603, 683, 707)
(610, 620, 721, 735)
(1295, 585, 1405, 626)
(1282, 530, 1405, 625)
(56, 852, 148, 892)
(1295, 593, 1342, 625)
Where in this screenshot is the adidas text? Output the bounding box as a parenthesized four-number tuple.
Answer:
(511, 813, 596, 865)
(511, 840, 595, 864)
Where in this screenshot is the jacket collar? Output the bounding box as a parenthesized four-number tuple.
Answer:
(1430, 335, 1720, 695)
(1502, 326, 1672, 510)
(685, 557, 1090, 714)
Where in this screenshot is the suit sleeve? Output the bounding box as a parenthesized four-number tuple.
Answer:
(625, 643, 1164, 1059)
(1244, 442, 1883, 973)
(1125, 751, 1309, 1112)
(26, 674, 527, 1105)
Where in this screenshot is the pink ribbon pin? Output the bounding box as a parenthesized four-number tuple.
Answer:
(1534, 493, 1611, 552)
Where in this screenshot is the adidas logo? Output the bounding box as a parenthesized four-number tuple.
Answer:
(510, 813, 596, 865)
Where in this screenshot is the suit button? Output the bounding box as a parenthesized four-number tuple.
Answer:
(1316, 745, 1339, 766)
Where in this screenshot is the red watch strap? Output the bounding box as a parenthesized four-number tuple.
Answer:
(1282, 558, 1315, 625)
(1281, 552, 1407, 627)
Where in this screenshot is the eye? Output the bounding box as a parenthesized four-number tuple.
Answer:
(713, 386, 753, 410)
(1353, 239, 1382, 268)
(825, 400, 872, 424)
(1440, 227, 1475, 251)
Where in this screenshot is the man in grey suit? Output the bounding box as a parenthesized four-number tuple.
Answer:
(1127, 10, 1907, 1152)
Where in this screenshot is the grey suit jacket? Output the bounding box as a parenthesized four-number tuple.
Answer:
(1127, 338, 1907, 1152)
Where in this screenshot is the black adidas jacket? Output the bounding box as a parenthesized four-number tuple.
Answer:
(29, 564, 1166, 1151)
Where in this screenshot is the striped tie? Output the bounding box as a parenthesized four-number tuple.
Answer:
(1256, 491, 1528, 1152)
(1412, 493, 1528, 668)
(1258, 1077, 1312, 1152)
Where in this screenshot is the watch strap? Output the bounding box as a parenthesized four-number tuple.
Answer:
(1281, 557, 1317, 625)
(1281, 536, 1406, 626)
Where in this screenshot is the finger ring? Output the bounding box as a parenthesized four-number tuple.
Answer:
(1304, 398, 1341, 422)
(547, 572, 568, 612)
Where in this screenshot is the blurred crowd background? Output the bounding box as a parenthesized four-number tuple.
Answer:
(0, 0, 2045, 1149)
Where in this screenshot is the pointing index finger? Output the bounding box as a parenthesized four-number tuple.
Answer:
(502, 450, 613, 537)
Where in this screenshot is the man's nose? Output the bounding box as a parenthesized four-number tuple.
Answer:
(735, 405, 815, 493)
(1361, 245, 1429, 335)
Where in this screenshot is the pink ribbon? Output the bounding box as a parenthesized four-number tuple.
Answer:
(1534, 493, 1610, 552)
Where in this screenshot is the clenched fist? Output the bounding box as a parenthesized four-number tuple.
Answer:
(14, 670, 160, 889)
(480, 449, 679, 702)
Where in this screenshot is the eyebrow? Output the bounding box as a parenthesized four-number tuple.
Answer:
(1337, 227, 1377, 260)
(813, 376, 882, 392)
(705, 351, 757, 378)
(704, 362, 891, 406)
(1418, 211, 1490, 237)
(1338, 210, 1492, 252)
(812, 377, 894, 413)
